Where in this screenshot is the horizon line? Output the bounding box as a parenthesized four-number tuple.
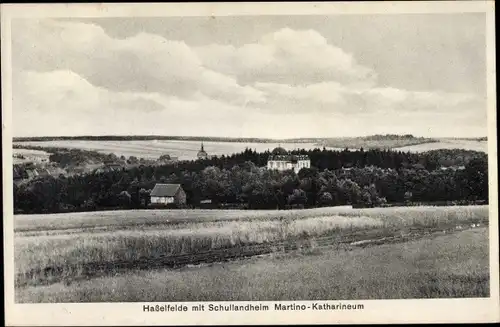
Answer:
(12, 134, 487, 141)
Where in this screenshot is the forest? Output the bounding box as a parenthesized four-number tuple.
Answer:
(13, 147, 488, 214)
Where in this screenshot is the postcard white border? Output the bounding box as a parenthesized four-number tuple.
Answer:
(2, 1, 499, 325)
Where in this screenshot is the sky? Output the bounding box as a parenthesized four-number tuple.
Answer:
(11, 14, 488, 138)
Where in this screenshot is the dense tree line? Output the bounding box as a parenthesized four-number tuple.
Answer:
(15, 145, 485, 171)
(13, 147, 488, 214)
(211, 147, 485, 171)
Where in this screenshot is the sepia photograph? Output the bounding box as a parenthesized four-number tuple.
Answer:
(2, 1, 499, 325)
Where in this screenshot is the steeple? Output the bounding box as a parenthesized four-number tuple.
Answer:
(197, 141, 208, 160)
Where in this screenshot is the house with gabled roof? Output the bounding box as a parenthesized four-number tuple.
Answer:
(150, 183, 186, 206)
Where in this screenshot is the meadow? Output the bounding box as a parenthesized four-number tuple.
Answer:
(320, 137, 435, 150)
(15, 205, 486, 233)
(13, 138, 488, 161)
(16, 227, 489, 302)
(14, 140, 325, 161)
(15, 205, 489, 301)
(12, 148, 51, 164)
(396, 139, 488, 153)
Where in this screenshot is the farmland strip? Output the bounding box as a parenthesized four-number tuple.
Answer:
(15, 223, 485, 288)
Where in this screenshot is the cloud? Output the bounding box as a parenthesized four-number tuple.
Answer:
(252, 81, 485, 117)
(11, 19, 487, 138)
(12, 19, 265, 105)
(195, 28, 376, 86)
(12, 70, 267, 137)
(13, 70, 168, 114)
(12, 70, 486, 138)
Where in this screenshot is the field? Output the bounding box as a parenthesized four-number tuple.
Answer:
(12, 148, 51, 164)
(14, 205, 485, 233)
(320, 138, 436, 150)
(15, 205, 489, 302)
(14, 140, 324, 161)
(16, 227, 489, 302)
(13, 138, 488, 161)
(396, 139, 488, 153)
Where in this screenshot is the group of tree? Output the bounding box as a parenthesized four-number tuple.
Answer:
(13, 147, 488, 214)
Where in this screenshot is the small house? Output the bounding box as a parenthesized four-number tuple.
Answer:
(150, 183, 187, 206)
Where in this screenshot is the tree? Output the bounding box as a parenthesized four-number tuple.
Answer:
(138, 188, 150, 207)
(127, 156, 139, 165)
(404, 191, 413, 203)
(339, 179, 362, 204)
(83, 198, 96, 210)
(318, 191, 333, 206)
(13, 145, 489, 214)
(118, 190, 132, 207)
(288, 189, 308, 208)
(360, 186, 373, 207)
(465, 157, 488, 200)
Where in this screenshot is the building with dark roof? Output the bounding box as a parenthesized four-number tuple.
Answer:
(271, 146, 288, 155)
(267, 146, 311, 173)
(150, 183, 186, 206)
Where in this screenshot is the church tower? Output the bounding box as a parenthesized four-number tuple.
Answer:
(197, 142, 208, 160)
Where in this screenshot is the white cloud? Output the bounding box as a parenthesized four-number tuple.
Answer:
(13, 70, 167, 117)
(252, 80, 485, 116)
(196, 28, 376, 86)
(12, 69, 487, 138)
(11, 19, 487, 138)
(12, 70, 266, 137)
(12, 19, 264, 105)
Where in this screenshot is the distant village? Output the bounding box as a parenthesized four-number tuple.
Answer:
(147, 144, 312, 207)
(13, 142, 312, 191)
(12, 138, 487, 215)
(13, 142, 317, 210)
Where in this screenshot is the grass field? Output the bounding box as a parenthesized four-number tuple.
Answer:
(396, 139, 488, 153)
(321, 138, 436, 150)
(16, 227, 489, 302)
(15, 205, 487, 233)
(12, 148, 51, 164)
(15, 205, 488, 298)
(14, 138, 488, 161)
(14, 140, 322, 161)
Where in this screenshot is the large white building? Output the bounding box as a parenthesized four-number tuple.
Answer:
(267, 147, 311, 173)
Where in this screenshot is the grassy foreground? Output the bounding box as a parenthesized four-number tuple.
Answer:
(15, 206, 488, 288)
(15, 205, 486, 233)
(16, 227, 489, 302)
